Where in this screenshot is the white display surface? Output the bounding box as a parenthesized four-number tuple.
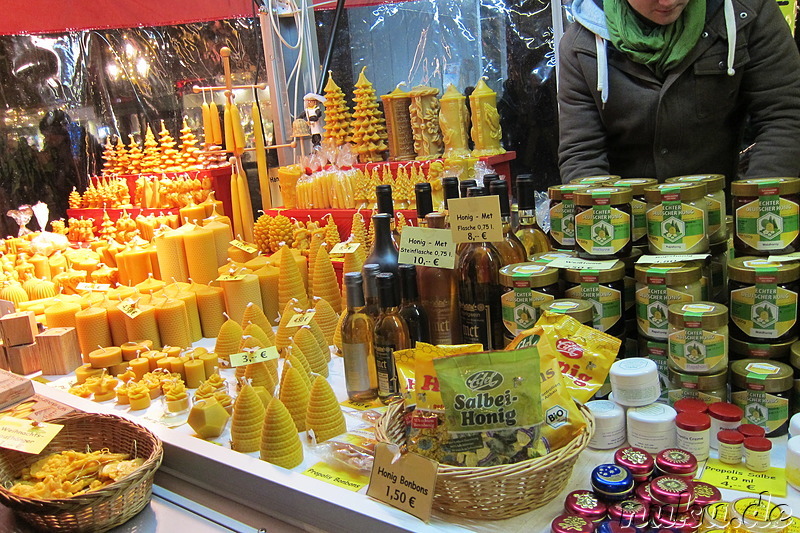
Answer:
(33, 341, 800, 532)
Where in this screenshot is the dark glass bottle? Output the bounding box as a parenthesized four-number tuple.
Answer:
(376, 184, 400, 241)
(362, 263, 381, 320)
(419, 213, 461, 344)
(459, 179, 477, 199)
(442, 176, 460, 213)
(364, 213, 399, 273)
(489, 179, 527, 265)
(483, 173, 500, 192)
(341, 273, 378, 401)
(515, 174, 551, 259)
(373, 273, 410, 404)
(457, 187, 505, 349)
(415, 182, 434, 227)
(398, 264, 430, 346)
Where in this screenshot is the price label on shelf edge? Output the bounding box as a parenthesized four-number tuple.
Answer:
(447, 196, 504, 244)
(76, 282, 111, 292)
(229, 346, 280, 368)
(398, 227, 456, 269)
(286, 310, 316, 328)
(367, 442, 437, 522)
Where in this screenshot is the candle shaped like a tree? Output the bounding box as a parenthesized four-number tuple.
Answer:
(469, 78, 506, 157)
(178, 118, 202, 170)
(409, 85, 444, 161)
(323, 73, 352, 146)
(139, 126, 161, 173)
(114, 137, 130, 174)
(126, 134, 143, 174)
(350, 67, 388, 163)
(158, 120, 181, 171)
(101, 139, 116, 176)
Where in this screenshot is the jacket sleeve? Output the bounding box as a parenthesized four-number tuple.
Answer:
(741, 0, 800, 178)
(557, 27, 612, 183)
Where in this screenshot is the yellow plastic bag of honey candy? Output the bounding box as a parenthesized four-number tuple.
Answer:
(508, 311, 619, 403)
(394, 347, 417, 406)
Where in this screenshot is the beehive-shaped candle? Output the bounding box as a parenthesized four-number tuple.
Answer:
(204, 220, 233, 267)
(245, 361, 277, 393)
(307, 235, 323, 292)
(278, 247, 308, 311)
(230, 383, 266, 453)
(307, 320, 331, 361)
(75, 306, 113, 358)
(306, 376, 346, 443)
(214, 318, 242, 361)
(154, 228, 190, 283)
(311, 247, 341, 313)
(192, 284, 226, 338)
(252, 385, 272, 407)
(293, 326, 328, 377)
(183, 226, 218, 284)
(279, 365, 310, 431)
(44, 300, 81, 329)
(154, 298, 192, 348)
(260, 398, 304, 468)
(286, 346, 312, 386)
(312, 298, 338, 346)
(103, 298, 129, 346)
(332, 310, 346, 354)
(253, 266, 279, 325)
(221, 274, 262, 325)
(275, 299, 303, 353)
(242, 324, 272, 349)
(241, 302, 276, 345)
(123, 303, 161, 350)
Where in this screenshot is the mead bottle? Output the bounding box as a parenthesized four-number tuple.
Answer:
(515, 174, 551, 258)
(419, 213, 461, 344)
(341, 272, 378, 401)
(398, 264, 430, 346)
(489, 179, 527, 265)
(373, 272, 409, 403)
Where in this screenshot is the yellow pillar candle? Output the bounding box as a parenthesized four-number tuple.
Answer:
(226, 243, 258, 263)
(124, 248, 152, 286)
(44, 300, 81, 329)
(192, 285, 226, 338)
(180, 204, 206, 226)
(220, 274, 262, 324)
(166, 356, 185, 381)
(381, 85, 416, 161)
(252, 102, 271, 211)
(136, 275, 165, 295)
(230, 171, 244, 242)
(154, 298, 192, 348)
(120, 341, 144, 361)
(203, 220, 233, 267)
(75, 306, 113, 359)
(168, 290, 202, 341)
(103, 299, 128, 346)
(202, 102, 212, 145)
(131, 339, 154, 352)
(184, 358, 205, 388)
(154, 229, 190, 283)
(141, 350, 161, 371)
(183, 226, 218, 284)
(75, 363, 104, 384)
(88, 346, 122, 369)
(163, 346, 182, 358)
(157, 357, 173, 372)
(469, 78, 506, 157)
(49, 253, 67, 278)
(253, 265, 280, 325)
(29, 254, 50, 280)
(409, 85, 444, 160)
(224, 103, 236, 154)
(146, 245, 161, 281)
(209, 101, 222, 145)
(199, 352, 219, 376)
(236, 172, 255, 243)
(108, 362, 129, 377)
(123, 304, 161, 350)
(439, 84, 471, 158)
(129, 358, 150, 380)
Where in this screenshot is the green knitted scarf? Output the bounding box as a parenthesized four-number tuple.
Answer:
(605, 0, 706, 78)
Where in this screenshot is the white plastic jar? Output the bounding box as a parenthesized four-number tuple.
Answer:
(586, 400, 626, 450)
(788, 436, 800, 490)
(675, 411, 711, 461)
(627, 403, 677, 454)
(708, 402, 744, 449)
(744, 437, 772, 472)
(717, 430, 744, 465)
(609, 358, 661, 407)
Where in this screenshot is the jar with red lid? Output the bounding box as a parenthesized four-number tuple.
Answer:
(691, 481, 722, 506)
(674, 398, 708, 414)
(634, 483, 652, 505)
(564, 490, 608, 523)
(608, 498, 649, 523)
(675, 411, 711, 461)
(744, 437, 772, 472)
(717, 429, 745, 465)
(738, 423, 766, 439)
(650, 505, 703, 530)
(708, 402, 743, 449)
(551, 514, 595, 533)
(649, 476, 696, 512)
(655, 449, 698, 478)
(613, 447, 654, 483)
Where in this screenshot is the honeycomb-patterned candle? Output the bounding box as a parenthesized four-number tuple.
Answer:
(307, 320, 331, 363)
(154, 299, 192, 348)
(103, 298, 130, 346)
(231, 383, 266, 453)
(221, 274, 262, 325)
(242, 303, 276, 345)
(192, 284, 226, 338)
(312, 247, 341, 313)
(214, 318, 242, 362)
(154, 229, 190, 283)
(245, 361, 277, 393)
(123, 304, 162, 350)
(242, 324, 272, 349)
(280, 364, 310, 431)
(170, 289, 202, 342)
(292, 326, 328, 377)
(75, 306, 113, 359)
(312, 298, 338, 346)
(306, 376, 346, 443)
(260, 398, 304, 468)
(275, 299, 303, 353)
(184, 226, 218, 284)
(136, 275, 166, 295)
(44, 300, 81, 329)
(204, 220, 233, 268)
(286, 346, 312, 386)
(253, 266, 280, 325)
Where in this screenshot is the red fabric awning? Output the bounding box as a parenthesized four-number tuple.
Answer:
(0, 0, 257, 35)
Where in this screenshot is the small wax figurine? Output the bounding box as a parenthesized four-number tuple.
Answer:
(302, 93, 326, 148)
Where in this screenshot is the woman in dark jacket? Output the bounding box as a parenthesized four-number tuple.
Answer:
(557, 0, 800, 183)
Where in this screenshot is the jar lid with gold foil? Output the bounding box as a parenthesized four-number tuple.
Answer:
(730, 359, 794, 391)
(574, 187, 633, 206)
(727, 257, 800, 284)
(563, 261, 625, 283)
(613, 178, 659, 196)
(569, 175, 620, 186)
(644, 182, 707, 203)
(500, 263, 560, 288)
(634, 262, 702, 286)
(667, 360, 728, 389)
(667, 302, 728, 329)
(731, 177, 800, 197)
(730, 336, 796, 360)
(540, 298, 594, 324)
(548, 184, 592, 201)
(665, 174, 725, 193)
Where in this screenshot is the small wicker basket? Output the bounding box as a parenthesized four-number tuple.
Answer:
(376, 400, 594, 520)
(0, 412, 163, 533)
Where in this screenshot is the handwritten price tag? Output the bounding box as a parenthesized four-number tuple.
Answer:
(700, 458, 786, 497)
(117, 301, 142, 319)
(447, 196, 503, 244)
(331, 242, 361, 254)
(76, 282, 111, 292)
(367, 442, 437, 522)
(217, 274, 246, 282)
(546, 257, 619, 270)
(286, 310, 316, 327)
(229, 347, 280, 368)
(637, 254, 710, 264)
(229, 239, 258, 254)
(398, 227, 456, 269)
(0, 417, 63, 454)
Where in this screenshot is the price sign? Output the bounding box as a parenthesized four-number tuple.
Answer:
(398, 227, 456, 269)
(302, 462, 369, 492)
(217, 274, 246, 282)
(229, 239, 258, 254)
(768, 253, 800, 262)
(229, 346, 280, 368)
(76, 282, 111, 292)
(637, 254, 710, 264)
(546, 257, 619, 270)
(330, 242, 361, 254)
(117, 301, 142, 319)
(286, 310, 316, 327)
(367, 442, 437, 522)
(447, 196, 504, 244)
(0, 417, 63, 454)
(700, 458, 786, 497)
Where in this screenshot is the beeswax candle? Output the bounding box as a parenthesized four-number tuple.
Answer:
(192, 285, 226, 338)
(252, 102, 271, 211)
(230, 172, 245, 242)
(88, 346, 122, 369)
(209, 101, 222, 144)
(154, 298, 192, 348)
(124, 247, 152, 286)
(103, 299, 129, 346)
(44, 300, 81, 329)
(439, 84, 471, 158)
(253, 266, 280, 324)
(180, 204, 206, 225)
(183, 226, 218, 284)
(75, 307, 112, 359)
(75, 363, 104, 384)
(203, 220, 233, 267)
(380, 85, 415, 161)
(184, 358, 206, 388)
(123, 304, 161, 349)
(154, 229, 190, 283)
(136, 275, 165, 294)
(469, 78, 505, 157)
(168, 356, 187, 381)
(236, 172, 255, 243)
(199, 352, 219, 376)
(120, 342, 143, 361)
(220, 274, 262, 324)
(129, 357, 150, 380)
(172, 290, 202, 341)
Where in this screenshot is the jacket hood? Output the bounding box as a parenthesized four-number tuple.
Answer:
(572, 0, 611, 40)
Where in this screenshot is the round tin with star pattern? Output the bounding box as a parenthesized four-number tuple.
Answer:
(591, 464, 635, 501)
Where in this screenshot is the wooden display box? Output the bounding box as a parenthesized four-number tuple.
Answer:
(0, 311, 38, 347)
(36, 328, 83, 376)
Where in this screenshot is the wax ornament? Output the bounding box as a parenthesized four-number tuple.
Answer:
(306, 377, 346, 443)
(241, 303, 276, 345)
(214, 317, 243, 361)
(127, 382, 151, 411)
(279, 364, 310, 431)
(381, 84, 416, 161)
(278, 246, 308, 312)
(409, 85, 444, 160)
(229, 383, 266, 453)
(188, 398, 230, 439)
(350, 67, 388, 162)
(293, 327, 328, 377)
(438, 84, 471, 159)
(164, 380, 190, 413)
(322, 73, 352, 145)
(312, 247, 341, 313)
(313, 297, 339, 345)
(260, 398, 304, 468)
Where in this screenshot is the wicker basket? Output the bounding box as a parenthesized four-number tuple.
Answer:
(376, 401, 594, 520)
(0, 412, 163, 533)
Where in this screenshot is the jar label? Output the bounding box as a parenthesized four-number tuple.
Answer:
(706, 195, 722, 236)
(501, 288, 554, 337)
(668, 328, 726, 373)
(668, 388, 723, 404)
(636, 285, 695, 338)
(731, 390, 789, 435)
(736, 191, 799, 251)
(631, 198, 647, 241)
(624, 275, 635, 311)
(730, 284, 797, 339)
(565, 274, 621, 332)
(575, 205, 631, 255)
(549, 200, 576, 246)
(646, 198, 706, 252)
